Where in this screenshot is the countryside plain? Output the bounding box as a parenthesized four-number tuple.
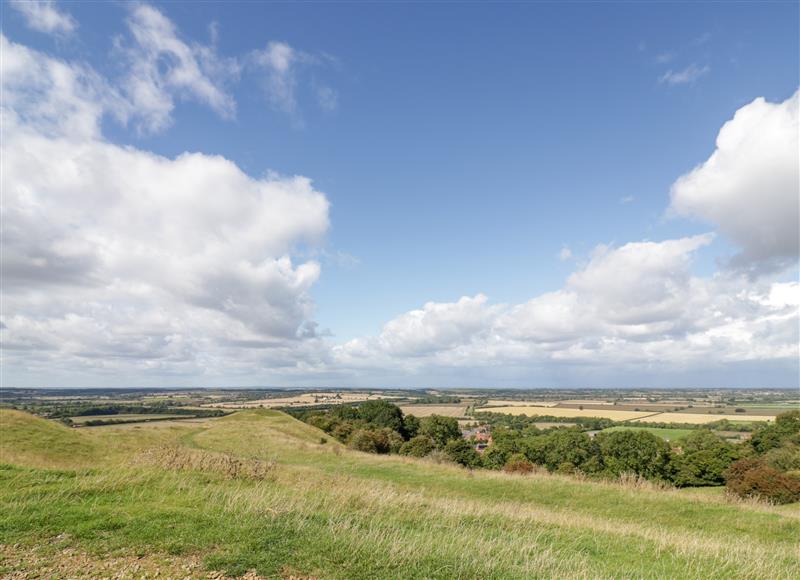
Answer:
(1, 387, 798, 579)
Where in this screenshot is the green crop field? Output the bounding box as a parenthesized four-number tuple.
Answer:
(1, 409, 798, 578)
(599, 426, 695, 441)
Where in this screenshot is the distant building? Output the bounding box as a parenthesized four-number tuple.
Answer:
(462, 425, 492, 453)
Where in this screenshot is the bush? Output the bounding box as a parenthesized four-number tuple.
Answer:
(358, 400, 405, 433)
(725, 458, 800, 504)
(399, 435, 435, 457)
(750, 410, 800, 454)
(348, 428, 402, 454)
(503, 453, 535, 475)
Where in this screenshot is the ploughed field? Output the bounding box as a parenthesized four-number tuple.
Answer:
(1, 409, 799, 579)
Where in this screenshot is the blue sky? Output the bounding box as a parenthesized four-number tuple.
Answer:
(3, 1, 799, 388)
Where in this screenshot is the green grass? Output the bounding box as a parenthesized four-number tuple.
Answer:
(600, 425, 695, 441)
(69, 413, 188, 424)
(1, 409, 798, 579)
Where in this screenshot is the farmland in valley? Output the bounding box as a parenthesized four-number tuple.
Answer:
(633, 412, 776, 424)
(483, 406, 657, 421)
(399, 404, 469, 418)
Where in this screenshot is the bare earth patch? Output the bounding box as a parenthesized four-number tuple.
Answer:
(0, 543, 265, 579)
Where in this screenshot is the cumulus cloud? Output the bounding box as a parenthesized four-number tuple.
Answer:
(2, 34, 331, 381)
(10, 0, 76, 35)
(117, 4, 239, 134)
(335, 236, 798, 380)
(670, 91, 800, 274)
(659, 63, 709, 85)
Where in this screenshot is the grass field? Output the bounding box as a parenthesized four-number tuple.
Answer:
(483, 406, 656, 421)
(1, 409, 799, 578)
(599, 426, 695, 441)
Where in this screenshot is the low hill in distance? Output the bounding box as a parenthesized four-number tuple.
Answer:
(1, 409, 798, 578)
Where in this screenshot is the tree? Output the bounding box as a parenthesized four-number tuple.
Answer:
(444, 439, 481, 468)
(403, 414, 421, 439)
(596, 430, 672, 481)
(750, 411, 800, 454)
(524, 428, 602, 474)
(399, 435, 435, 457)
(358, 400, 405, 433)
(672, 430, 739, 487)
(419, 415, 461, 449)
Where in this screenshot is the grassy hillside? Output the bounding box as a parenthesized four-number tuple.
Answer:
(1, 409, 798, 578)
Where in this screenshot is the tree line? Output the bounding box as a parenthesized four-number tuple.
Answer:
(292, 401, 800, 504)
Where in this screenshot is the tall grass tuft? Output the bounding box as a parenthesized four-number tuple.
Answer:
(134, 445, 276, 481)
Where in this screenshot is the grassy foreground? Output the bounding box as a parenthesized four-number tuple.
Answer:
(1, 409, 798, 579)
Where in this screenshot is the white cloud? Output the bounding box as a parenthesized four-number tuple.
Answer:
(335, 235, 798, 379)
(659, 63, 709, 85)
(2, 34, 331, 382)
(670, 91, 799, 274)
(558, 247, 572, 261)
(620, 195, 635, 204)
(10, 0, 76, 35)
(118, 4, 239, 134)
(252, 41, 299, 114)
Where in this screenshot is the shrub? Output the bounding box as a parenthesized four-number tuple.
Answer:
(503, 453, 535, 475)
(399, 435, 435, 457)
(725, 458, 800, 504)
(358, 400, 405, 433)
(348, 428, 403, 454)
(750, 410, 800, 454)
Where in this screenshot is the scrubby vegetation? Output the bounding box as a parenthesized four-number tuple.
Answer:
(294, 403, 800, 498)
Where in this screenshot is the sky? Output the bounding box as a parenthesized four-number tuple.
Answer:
(2, 0, 799, 389)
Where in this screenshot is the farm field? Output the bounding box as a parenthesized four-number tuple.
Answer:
(399, 404, 469, 418)
(483, 406, 657, 421)
(207, 392, 401, 409)
(634, 413, 776, 424)
(1, 408, 798, 578)
(599, 426, 695, 441)
(484, 400, 559, 407)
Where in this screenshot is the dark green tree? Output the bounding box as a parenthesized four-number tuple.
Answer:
(444, 439, 482, 468)
(596, 430, 672, 480)
(419, 415, 462, 449)
(672, 430, 739, 487)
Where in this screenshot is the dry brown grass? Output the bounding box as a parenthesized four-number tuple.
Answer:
(133, 445, 276, 481)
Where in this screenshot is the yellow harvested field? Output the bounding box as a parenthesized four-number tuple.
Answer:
(483, 407, 655, 421)
(485, 400, 559, 407)
(208, 392, 400, 409)
(399, 405, 469, 418)
(633, 413, 775, 424)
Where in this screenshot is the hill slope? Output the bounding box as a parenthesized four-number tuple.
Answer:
(1, 409, 798, 578)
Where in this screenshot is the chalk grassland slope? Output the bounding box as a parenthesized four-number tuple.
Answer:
(1, 410, 799, 579)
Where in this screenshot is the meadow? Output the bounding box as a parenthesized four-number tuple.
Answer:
(1, 408, 798, 578)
